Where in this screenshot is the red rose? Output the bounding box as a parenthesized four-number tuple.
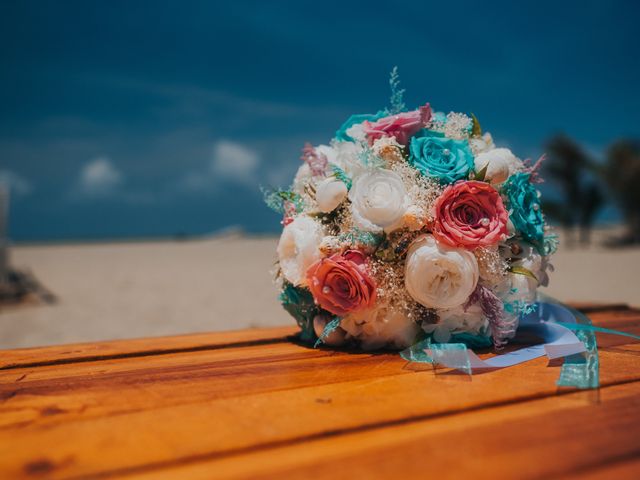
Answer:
(433, 181, 508, 249)
(306, 250, 377, 316)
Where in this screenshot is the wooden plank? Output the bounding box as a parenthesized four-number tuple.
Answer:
(563, 457, 640, 480)
(0, 344, 409, 429)
(0, 326, 298, 370)
(0, 346, 638, 478)
(2, 304, 631, 371)
(0, 305, 637, 479)
(0, 311, 638, 431)
(115, 381, 640, 480)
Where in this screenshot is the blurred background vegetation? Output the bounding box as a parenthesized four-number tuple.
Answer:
(543, 135, 640, 246)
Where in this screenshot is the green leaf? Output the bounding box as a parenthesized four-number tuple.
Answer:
(508, 265, 538, 282)
(474, 163, 488, 182)
(471, 113, 482, 137)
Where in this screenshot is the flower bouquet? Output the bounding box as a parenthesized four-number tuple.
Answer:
(266, 70, 557, 355)
(264, 70, 640, 387)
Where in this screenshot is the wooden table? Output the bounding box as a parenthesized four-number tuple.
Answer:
(1, 304, 639, 479)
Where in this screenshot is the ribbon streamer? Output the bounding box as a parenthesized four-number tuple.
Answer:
(402, 300, 639, 389)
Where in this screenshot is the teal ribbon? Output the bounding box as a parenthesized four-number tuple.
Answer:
(543, 301, 600, 389)
(401, 299, 638, 389)
(314, 317, 342, 348)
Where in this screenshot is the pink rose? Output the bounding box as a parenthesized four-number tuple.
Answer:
(363, 103, 432, 145)
(433, 181, 508, 249)
(306, 250, 377, 316)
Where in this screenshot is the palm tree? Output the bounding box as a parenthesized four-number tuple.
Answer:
(544, 135, 604, 247)
(603, 140, 640, 244)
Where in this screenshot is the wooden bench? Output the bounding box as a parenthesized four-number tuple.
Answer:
(1, 303, 639, 479)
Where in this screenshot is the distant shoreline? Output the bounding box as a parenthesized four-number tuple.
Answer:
(7, 222, 630, 247)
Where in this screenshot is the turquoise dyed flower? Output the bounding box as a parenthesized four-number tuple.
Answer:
(279, 282, 319, 342)
(335, 111, 385, 142)
(408, 130, 474, 184)
(503, 173, 545, 246)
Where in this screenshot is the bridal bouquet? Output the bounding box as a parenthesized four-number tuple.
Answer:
(266, 70, 556, 352)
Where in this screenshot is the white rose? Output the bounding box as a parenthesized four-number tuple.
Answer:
(349, 169, 409, 232)
(405, 235, 479, 309)
(315, 177, 348, 213)
(341, 306, 419, 351)
(514, 244, 552, 287)
(328, 141, 365, 179)
(474, 148, 522, 184)
(424, 304, 487, 343)
(495, 244, 543, 305)
(277, 216, 324, 286)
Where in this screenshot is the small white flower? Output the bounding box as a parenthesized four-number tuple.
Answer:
(469, 132, 495, 155)
(502, 242, 552, 292)
(372, 136, 404, 164)
(443, 112, 473, 139)
(495, 243, 549, 306)
(496, 274, 537, 304)
(341, 305, 419, 351)
(402, 205, 427, 231)
(474, 148, 522, 184)
(349, 169, 409, 232)
(424, 304, 487, 343)
(277, 216, 324, 286)
(405, 234, 479, 309)
(315, 177, 348, 213)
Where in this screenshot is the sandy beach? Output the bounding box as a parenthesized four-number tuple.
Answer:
(1, 231, 639, 349)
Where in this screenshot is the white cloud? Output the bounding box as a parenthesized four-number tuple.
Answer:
(210, 140, 260, 184)
(180, 140, 261, 193)
(78, 157, 123, 196)
(0, 170, 33, 196)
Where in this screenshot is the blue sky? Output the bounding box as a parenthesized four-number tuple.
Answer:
(1, 0, 639, 241)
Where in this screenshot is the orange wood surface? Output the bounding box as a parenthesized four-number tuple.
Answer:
(0, 304, 639, 479)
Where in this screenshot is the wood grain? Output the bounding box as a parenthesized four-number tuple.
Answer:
(0, 305, 638, 480)
(0, 326, 298, 370)
(120, 381, 640, 480)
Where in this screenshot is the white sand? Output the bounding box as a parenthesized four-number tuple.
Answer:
(1, 232, 639, 349)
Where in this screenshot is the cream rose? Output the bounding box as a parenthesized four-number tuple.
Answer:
(474, 147, 522, 184)
(277, 216, 324, 286)
(315, 177, 348, 213)
(349, 169, 409, 232)
(405, 234, 479, 309)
